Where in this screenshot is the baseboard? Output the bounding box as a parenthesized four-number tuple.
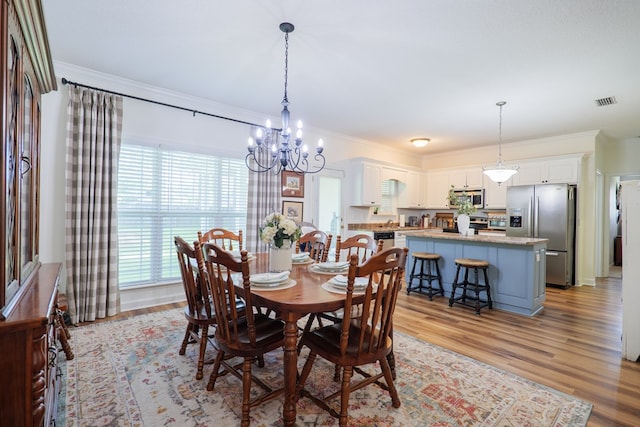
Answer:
(120, 281, 185, 312)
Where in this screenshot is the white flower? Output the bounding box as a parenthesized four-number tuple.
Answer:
(259, 212, 302, 248)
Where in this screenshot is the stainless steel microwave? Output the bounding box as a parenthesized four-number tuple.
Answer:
(448, 188, 484, 209)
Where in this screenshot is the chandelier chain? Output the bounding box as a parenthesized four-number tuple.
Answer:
(282, 32, 289, 105)
(497, 101, 505, 159)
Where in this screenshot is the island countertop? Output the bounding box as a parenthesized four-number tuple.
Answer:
(399, 230, 548, 246)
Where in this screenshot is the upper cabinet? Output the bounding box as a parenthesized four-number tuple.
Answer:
(483, 177, 512, 209)
(426, 170, 450, 209)
(449, 168, 484, 189)
(349, 161, 382, 206)
(398, 171, 427, 208)
(511, 157, 580, 186)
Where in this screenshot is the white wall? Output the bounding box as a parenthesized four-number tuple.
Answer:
(38, 62, 422, 308)
(41, 63, 630, 309)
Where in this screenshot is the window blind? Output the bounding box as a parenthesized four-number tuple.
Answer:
(117, 142, 248, 288)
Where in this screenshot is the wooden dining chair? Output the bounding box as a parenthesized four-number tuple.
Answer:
(197, 242, 285, 427)
(174, 236, 220, 380)
(334, 234, 382, 263)
(198, 228, 243, 251)
(297, 230, 332, 262)
(296, 247, 408, 427)
(299, 234, 383, 349)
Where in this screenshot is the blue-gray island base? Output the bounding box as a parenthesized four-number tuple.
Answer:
(404, 231, 548, 316)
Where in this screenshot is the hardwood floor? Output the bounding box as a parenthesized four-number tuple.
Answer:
(87, 275, 640, 426)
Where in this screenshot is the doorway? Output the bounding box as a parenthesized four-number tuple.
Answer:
(314, 169, 344, 238)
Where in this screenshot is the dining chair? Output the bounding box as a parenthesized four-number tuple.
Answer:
(197, 242, 285, 427)
(296, 247, 408, 427)
(297, 230, 332, 262)
(198, 228, 243, 251)
(175, 236, 221, 380)
(299, 234, 383, 351)
(334, 234, 382, 263)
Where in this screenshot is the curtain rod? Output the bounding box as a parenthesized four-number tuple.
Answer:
(61, 77, 264, 128)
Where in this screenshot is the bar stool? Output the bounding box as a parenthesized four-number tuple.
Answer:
(407, 252, 444, 300)
(449, 258, 493, 314)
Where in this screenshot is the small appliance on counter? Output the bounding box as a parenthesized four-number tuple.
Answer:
(408, 216, 418, 227)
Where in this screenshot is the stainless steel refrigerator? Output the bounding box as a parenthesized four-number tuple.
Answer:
(506, 183, 576, 287)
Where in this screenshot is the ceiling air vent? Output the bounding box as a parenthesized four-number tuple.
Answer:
(594, 96, 617, 107)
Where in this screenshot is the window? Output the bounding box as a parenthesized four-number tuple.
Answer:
(380, 179, 397, 214)
(117, 142, 248, 288)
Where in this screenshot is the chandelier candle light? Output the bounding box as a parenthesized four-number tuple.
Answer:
(245, 22, 326, 175)
(482, 101, 518, 185)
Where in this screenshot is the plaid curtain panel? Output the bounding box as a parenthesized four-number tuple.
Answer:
(246, 126, 282, 253)
(64, 86, 123, 323)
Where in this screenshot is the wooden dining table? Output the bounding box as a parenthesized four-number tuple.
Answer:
(242, 253, 357, 427)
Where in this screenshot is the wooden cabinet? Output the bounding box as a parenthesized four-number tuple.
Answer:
(349, 161, 382, 206)
(512, 157, 580, 185)
(426, 170, 450, 209)
(0, 263, 62, 427)
(1, 1, 57, 425)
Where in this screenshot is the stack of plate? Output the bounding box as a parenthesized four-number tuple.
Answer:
(327, 275, 370, 291)
(312, 261, 350, 273)
(228, 250, 255, 261)
(250, 271, 290, 288)
(292, 252, 312, 264)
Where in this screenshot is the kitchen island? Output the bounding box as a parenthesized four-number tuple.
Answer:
(403, 230, 548, 316)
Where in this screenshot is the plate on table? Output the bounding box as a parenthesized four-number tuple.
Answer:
(229, 250, 256, 261)
(328, 275, 369, 290)
(250, 271, 290, 286)
(252, 278, 297, 290)
(311, 261, 350, 273)
(292, 252, 313, 264)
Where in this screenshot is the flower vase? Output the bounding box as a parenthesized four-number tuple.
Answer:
(269, 240, 293, 272)
(457, 213, 470, 236)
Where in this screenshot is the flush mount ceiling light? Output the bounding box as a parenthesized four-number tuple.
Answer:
(245, 22, 325, 175)
(482, 101, 518, 185)
(410, 138, 430, 147)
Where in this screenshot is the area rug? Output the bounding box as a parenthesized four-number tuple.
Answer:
(56, 309, 592, 426)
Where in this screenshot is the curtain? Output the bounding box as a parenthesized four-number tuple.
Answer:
(64, 86, 123, 323)
(246, 126, 282, 252)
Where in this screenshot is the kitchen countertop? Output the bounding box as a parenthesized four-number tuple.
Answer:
(401, 229, 548, 246)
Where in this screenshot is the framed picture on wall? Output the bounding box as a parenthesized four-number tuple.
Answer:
(282, 201, 303, 223)
(281, 171, 304, 197)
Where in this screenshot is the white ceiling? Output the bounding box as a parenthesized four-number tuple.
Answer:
(42, 0, 640, 154)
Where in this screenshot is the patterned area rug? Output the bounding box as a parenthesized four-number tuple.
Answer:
(57, 309, 592, 426)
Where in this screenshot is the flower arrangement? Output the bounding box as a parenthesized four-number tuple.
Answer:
(447, 185, 477, 216)
(259, 212, 302, 248)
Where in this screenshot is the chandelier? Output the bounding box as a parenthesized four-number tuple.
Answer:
(482, 101, 518, 185)
(245, 22, 326, 174)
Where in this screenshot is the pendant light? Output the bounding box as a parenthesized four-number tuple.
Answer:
(245, 22, 325, 174)
(482, 101, 518, 185)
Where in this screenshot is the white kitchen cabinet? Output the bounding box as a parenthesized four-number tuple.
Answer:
(426, 170, 450, 208)
(483, 177, 512, 209)
(449, 168, 484, 189)
(512, 157, 579, 185)
(349, 161, 382, 206)
(399, 171, 427, 208)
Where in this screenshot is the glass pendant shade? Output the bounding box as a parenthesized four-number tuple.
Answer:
(483, 161, 518, 184)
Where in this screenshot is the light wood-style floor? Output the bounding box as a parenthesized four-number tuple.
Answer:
(93, 275, 640, 426)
